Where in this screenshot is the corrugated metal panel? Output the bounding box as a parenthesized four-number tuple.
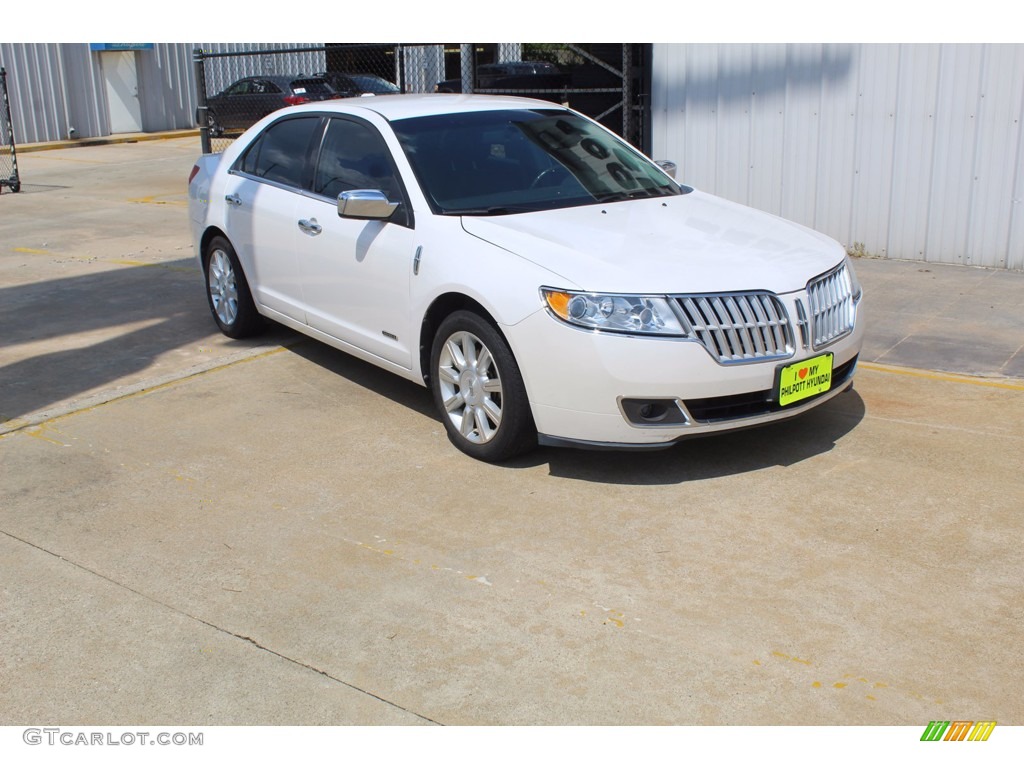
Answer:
(847, 45, 900, 258)
(2, 43, 69, 143)
(138, 43, 199, 132)
(888, 45, 942, 262)
(928, 45, 984, 265)
(747, 44, 787, 216)
(652, 43, 1024, 270)
(779, 45, 824, 229)
(968, 45, 1024, 269)
(61, 44, 106, 138)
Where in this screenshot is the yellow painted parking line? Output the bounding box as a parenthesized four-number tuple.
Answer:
(128, 194, 187, 206)
(8, 250, 193, 271)
(0, 346, 290, 438)
(106, 259, 194, 271)
(25, 154, 104, 163)
(859, 362, 1024, 391)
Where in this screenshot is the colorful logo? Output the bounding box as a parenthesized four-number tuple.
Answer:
(920, 721, 996, 741)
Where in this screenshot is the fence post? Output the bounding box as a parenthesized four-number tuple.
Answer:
(193, 49, 212, 155)
(460, 44, 474, 94)
(0, 66, 21, 193)
(621, 44, 634, 148)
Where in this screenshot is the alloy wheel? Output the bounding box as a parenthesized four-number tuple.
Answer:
(207, 248, 239, 327)
(437, 331, 504, 444)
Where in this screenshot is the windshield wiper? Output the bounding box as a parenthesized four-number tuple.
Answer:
(446, 205, 537, 216)
(594, 187, 675, 204)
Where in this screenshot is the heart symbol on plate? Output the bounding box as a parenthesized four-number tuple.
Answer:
(799, 368, 808, 379)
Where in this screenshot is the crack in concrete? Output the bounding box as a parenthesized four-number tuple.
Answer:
(0, 528, 442, 726)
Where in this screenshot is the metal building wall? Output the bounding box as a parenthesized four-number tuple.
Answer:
(651, 43, 1024, 270)
(0, 43, 101, 143)
(0, 43, 324, 144)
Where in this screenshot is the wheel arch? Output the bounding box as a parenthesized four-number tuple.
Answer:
(419, 293, 508, 387)
(199, 226, 231, 267)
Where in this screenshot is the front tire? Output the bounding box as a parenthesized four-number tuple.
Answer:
(203, 236, 262, 338)
(430, 311, 536, 462)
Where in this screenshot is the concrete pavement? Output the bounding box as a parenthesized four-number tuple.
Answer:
(1, 137, 1022, 726)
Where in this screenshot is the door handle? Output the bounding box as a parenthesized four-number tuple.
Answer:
(224, 193, 242, 207)
(298, 218, 322, 236)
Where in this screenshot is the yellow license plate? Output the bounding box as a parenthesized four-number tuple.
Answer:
(777, 353, 834, 406)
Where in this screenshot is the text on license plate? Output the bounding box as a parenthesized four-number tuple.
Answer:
(777, 353, 834, 406)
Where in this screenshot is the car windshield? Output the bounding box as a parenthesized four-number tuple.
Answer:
(392, 109, 682, 215)
(351, 75, 400, 93)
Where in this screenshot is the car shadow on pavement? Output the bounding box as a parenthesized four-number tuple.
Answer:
(535, 391, 866, 484)
(286, 338, 437, 419)
(285, 336, 867, 485)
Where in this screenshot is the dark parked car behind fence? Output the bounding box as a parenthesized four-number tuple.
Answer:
(435, 61, 570, 98)
(198, 74, 338, 137)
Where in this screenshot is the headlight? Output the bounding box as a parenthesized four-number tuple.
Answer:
(541, 288, 686, 336)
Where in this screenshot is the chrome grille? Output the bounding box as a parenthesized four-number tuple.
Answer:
(807, 263, 857, 347)
(674, 293, 793, 364)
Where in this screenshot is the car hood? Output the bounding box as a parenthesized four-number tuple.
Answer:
(459, 190, 845, 294)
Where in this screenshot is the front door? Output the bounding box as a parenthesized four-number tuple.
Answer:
(297, 116, 416, 369)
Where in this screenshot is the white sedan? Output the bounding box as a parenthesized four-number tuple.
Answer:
(188, 94, 864, 462)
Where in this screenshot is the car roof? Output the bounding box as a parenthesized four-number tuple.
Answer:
(242, 74, 327, 87)
(481, 61, 556, 71)
(280, 93, 569, 122)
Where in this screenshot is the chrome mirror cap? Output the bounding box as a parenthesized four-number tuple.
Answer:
(338, 189, 399, 220)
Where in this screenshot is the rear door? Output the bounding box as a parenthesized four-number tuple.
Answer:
(222, 115, 322, 321)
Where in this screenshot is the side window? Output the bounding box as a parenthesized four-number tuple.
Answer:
(236, 116, 320, 189)
(313, 118, 401, 201)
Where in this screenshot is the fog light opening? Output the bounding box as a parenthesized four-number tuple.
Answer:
(620, 398, 688, 427)
(638, 402, 668, 422)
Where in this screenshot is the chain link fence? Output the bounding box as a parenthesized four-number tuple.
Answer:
(195, 44, 648, 155)
(0, 66, 21, 194)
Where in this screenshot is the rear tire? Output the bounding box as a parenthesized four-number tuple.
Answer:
(203, 236, 263, 338)
(201, 108, 224, 137)
(430, 311, 536, 462)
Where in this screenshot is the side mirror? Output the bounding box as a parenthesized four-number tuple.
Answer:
(337, 189, 399, 220)
(655, 160, 677, 179)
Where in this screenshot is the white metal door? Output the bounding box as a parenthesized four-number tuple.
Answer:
(100, 51, 143, 133)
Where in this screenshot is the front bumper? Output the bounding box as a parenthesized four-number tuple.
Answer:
(506, 292, 864, 447)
